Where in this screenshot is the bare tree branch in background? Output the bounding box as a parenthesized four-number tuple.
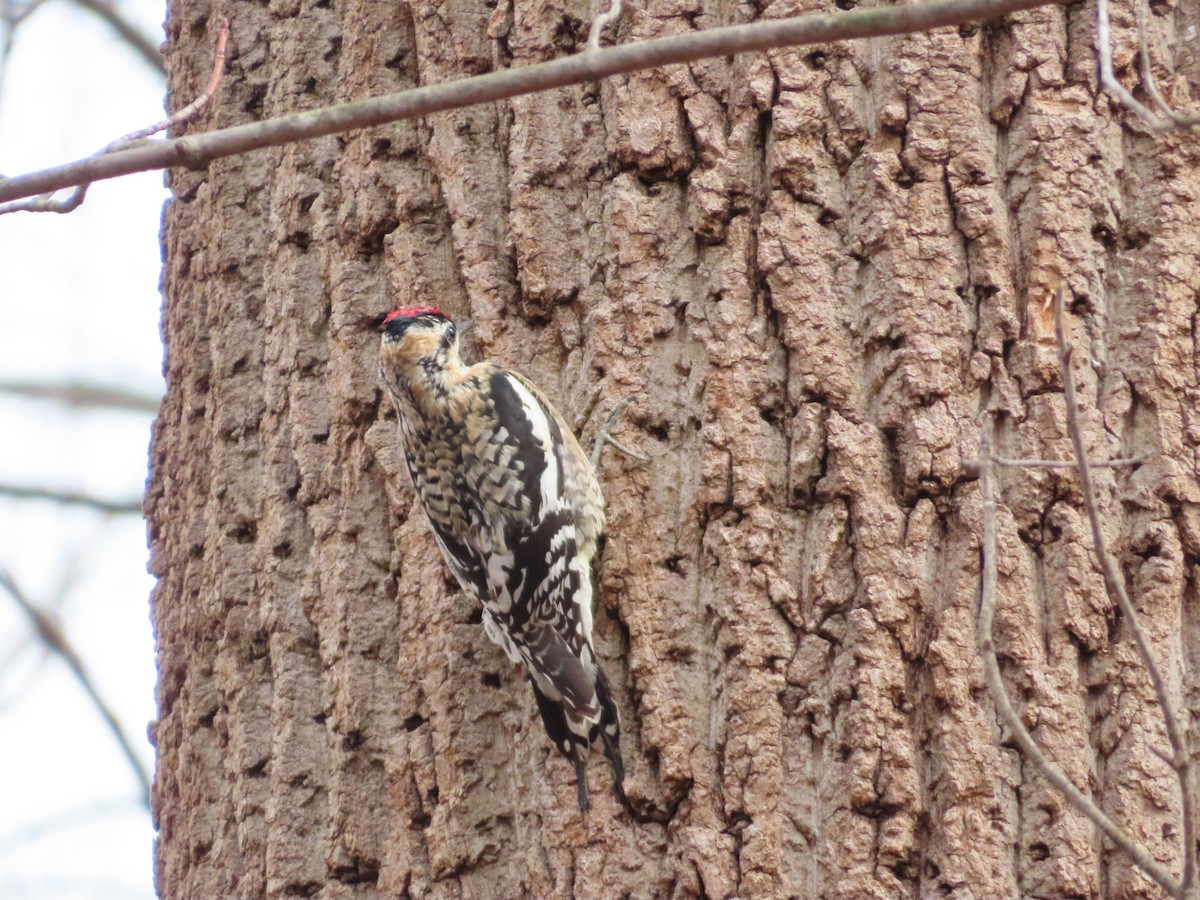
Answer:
(0, 569, 151, 809)
(975, 287, 1191, 898)
(0, 483, 143, 515)
(0, 0, 1065, 208)
(0, 0, 51, 91)
(990, 452, 1151, 469)
(587, 0, 625, 51)
(70, 0, 165, 76)
(1097, 0, 1200, 130)
(0, 379, 159, 413)
(1052, 286, 1196, 895)
(977, 424, 1181, 895)
(0, 15, 227, 214)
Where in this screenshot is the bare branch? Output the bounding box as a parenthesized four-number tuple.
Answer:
(0, 569, 151, 808)
(0, 0, 1062, 206)
(1053, 286, 1195, 895)
(0, 482, 143, 515)
(1133, 0, 1200, 127)
(990, 452, 1150, 469)
(976, 422, 1182, 896)
(588, 0, 626, 51)
(591, 396, 649, 473)
(69, 0, 165, 76)
(0, 16, 228, 215)
(1096, 0, 1199, 131)
(0, 379, 160, 413)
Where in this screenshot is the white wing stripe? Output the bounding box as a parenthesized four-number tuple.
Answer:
(505, 376, 560, 514)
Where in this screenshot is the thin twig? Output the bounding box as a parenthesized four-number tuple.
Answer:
(1096, 0, 1197, 131)
(588, 0, 625, 51)
(591, 396, 649, 472)
(990, 453, 1151, 469)
(0, 483, 143, 515)
(0, 16, 228, 215)
(976, 422, 1182, 895)
(0, 569, 151, 808)
(1054, 286, 1195, 895)
(0, 379, 160, 413)
(69, 0, 166, 76)
(0, 0, 1063, 206)
(1134, 0, 1200, 127)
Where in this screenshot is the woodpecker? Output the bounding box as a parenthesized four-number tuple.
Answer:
(379, 306, 624, 813)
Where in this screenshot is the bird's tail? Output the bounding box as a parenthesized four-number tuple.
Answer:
(527, 653, 626, 814)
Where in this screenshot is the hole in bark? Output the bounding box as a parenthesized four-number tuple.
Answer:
(371, 138, 392, 160)
(1091, 223, 1117, 249)
(958, 23, 978, 38)
(231, 356, 248, 374)
(665, 554, 684, 574)
(818, 207, 839, 226)
(402, 713, 426, 732)
(666, 645, 696, 664)
(290, 231, 311, 252)
(323, 36, 342, 61)
(1121, 228, 1151, 250)
(974, 283, 1000, 302)
(806, 50, 827, 69)
(647, 422, 669, 442)
(246, 759, 267, 778)
(313, 712, 327, 726)
(301, 76, 318, 94)
(427, 786, 439, 804)
(232, 521, 257, 544)
(312, 431, 329, 444)
(273, 541, 293, 559)
(410, 813, 431, 829)
(723, 643, 743, 663)
(553, 15, 585, 51)
(894, 167, 916, 189)
(384, 49, 409, 70)
(481, 672, 502, 688)
(1070, 295, 1092, 316)
(835, 0, 856, 8)
(332, 858, 379, 886)
(1135, 541, 1162, 560)
(342, 730, 365, 750)
(467, 607, 483, 625)
(1029, 842, 1050, 860)
(359, 217, 399, 256)
(243, 84, 267, 115)
(198, 710, 216, 728)
(891, 859, 916, 880)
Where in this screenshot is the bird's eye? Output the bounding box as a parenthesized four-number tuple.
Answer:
(446, 324, 456, 340)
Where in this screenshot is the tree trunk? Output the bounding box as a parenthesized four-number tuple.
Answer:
(149, 0, 1200, 896)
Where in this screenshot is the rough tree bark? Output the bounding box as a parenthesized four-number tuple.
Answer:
(148, 0, 1200, 896)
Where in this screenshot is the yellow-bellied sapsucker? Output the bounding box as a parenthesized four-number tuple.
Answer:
(379, 307, 624, 812)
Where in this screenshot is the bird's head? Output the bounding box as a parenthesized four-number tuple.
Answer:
(379, 307, 462, 406)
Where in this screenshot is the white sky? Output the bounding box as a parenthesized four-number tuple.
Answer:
(0, 1, 167, 897)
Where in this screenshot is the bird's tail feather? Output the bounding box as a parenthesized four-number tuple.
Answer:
(528, 661, 626, 813)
